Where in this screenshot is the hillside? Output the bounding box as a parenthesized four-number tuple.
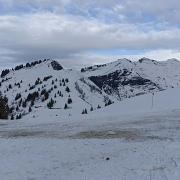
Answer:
(1, 59, 180, 179)
(1, 58, 180, 119)
(83, 58, 180, 100)
(0, 59, 113, 119)
(0, 81, 180, 179)
(90, 86, 180, 118)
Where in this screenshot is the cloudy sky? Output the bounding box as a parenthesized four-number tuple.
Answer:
(0, 0, 180, 69)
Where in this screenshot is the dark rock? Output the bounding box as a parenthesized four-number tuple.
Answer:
(51, 61, 63, 71)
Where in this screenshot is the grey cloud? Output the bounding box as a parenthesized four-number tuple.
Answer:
(0, 13, 180, 65)
(0, 0, 180, 68)
(1, 0, 180, 25)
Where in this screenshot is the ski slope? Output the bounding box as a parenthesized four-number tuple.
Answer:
(90, 86, 180, 118)
(0, 87, 180, 179)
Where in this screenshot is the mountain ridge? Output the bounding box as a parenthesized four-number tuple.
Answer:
(1, 58, 180, 119)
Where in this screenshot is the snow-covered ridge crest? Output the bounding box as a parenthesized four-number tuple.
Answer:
(0, 59, 115, 119)
(0, 59, 63, 78)
(1, 57, 180, 120)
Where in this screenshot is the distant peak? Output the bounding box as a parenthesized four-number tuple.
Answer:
(166, 58, 180, 63)
(114, 58, 132, 65)
(138, 57, 157, 63)
(117, 58, 132, 63)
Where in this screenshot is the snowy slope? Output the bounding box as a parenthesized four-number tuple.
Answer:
(0, 60, 114, 119)
(90, 86, 180, 118)
(83, 58, 180, 100)
(1, 58, 180, 119)
(1, 85, 180, 179)
(83, 58, 180, 88)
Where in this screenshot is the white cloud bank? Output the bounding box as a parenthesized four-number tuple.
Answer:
(0, 0, 179, 68)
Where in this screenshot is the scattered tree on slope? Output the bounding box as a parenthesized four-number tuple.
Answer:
(0, 94, 9, 119)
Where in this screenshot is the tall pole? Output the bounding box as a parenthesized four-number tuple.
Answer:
(151, 92, 154, 109)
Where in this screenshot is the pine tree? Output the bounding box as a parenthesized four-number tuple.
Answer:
(67, 98, 72, 104)
(9, 84, 12, 89)
(59, 91, 62, 96)
(47, 98, 55, 109)
(11, 114, 14, 120)
(15, 93, 21, 101)
(9, 107, 14, 114)
(64, 103, 68, 109)
(0, 94, 9, 119)
(90, 107, 93, 111)
(29, 106, 32, 113)
(22, 101, 26, 108)
(31, 100, 34, 107)
(84, 108, 88, 114)
(19, 98, 22, 107)
(16, 114, 22, 120)
(65, 86, 70, 93)
(19, 113, 22, 119)
(106, 100, 113, 106)
(44, 91, 49, 100)
(16, 105, 19, 111)
(82, 108, 87, 114)
(65, 78, 69, 83)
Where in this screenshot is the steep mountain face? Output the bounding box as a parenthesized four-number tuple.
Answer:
(1, 58, 180, 119)
(82, 58, 180, 100)
(89, 69, 159, 100)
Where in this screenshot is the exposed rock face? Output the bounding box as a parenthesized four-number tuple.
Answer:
(89, 69, 160, 100)
(51, 61, 63, 71)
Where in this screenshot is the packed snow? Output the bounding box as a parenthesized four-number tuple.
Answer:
(0, 86, 180, 179)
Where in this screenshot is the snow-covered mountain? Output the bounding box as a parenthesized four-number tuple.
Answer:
(0, 59, 113, 119)
(82, 57, 180, 100)
(1, 58, 180, 119)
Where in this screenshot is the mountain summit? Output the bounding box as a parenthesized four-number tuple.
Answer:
(1, 58, 180, 119)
